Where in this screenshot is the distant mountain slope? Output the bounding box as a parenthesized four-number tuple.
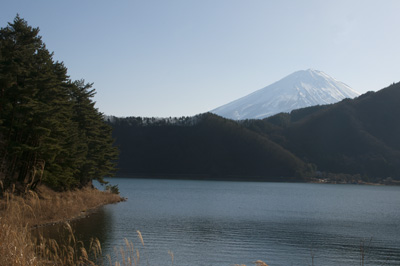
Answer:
(107, 81, 400, 182)
(108, 113, 312, 181)
(211, 69, 360, 120)
(255, 82, 400, 180)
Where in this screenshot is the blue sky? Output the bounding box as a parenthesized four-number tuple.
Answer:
(2, 0, 400, 117)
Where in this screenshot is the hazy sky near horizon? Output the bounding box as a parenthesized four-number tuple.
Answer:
(2, 0, 400, 117)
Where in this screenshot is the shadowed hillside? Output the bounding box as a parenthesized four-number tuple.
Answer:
(109, 114, 312, 181)
(274, 82, 400, 180)
(108, 82, 400, 183)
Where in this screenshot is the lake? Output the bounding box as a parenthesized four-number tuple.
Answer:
(59, 178, 400, 265)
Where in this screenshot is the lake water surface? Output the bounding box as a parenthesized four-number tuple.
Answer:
(68, 178, 400, 266)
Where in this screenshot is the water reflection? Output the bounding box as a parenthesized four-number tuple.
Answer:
(33, 206, 114, 254)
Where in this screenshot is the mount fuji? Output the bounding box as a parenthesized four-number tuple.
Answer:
(211, 69, 360, 120)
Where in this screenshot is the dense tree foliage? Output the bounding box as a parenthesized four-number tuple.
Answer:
(0, 16, 117, 191)
(108, 113, 313, 181)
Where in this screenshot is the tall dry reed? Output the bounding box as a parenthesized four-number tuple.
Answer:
(0, 184, 125, 265)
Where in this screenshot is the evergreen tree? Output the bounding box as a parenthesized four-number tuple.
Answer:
(0, 16, 118, 191)
(70, 80, 118, 186)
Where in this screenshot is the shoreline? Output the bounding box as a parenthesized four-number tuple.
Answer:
(0, 185, 126, 230)
(0, 185, 126, 265)
(113, 174, 400, 186)
(30, 195, 126, 230)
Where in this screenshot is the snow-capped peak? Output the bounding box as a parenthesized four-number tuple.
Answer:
(211, 69, 360, 120)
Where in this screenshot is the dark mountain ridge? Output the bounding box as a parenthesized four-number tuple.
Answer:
(108, 82, 400, 183)
(274, 83, 400, 180)
(109, 114, 312, 181)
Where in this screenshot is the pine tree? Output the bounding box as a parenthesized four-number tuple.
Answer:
(0, 15, 56, 191)
(0, 16, 118, 191)
(70, 80, 118, 186)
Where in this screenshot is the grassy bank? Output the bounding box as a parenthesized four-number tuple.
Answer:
(0, 185, 124, 265)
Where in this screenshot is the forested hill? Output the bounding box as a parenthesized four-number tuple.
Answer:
(108, 82, 400, 183)
(109, 114, 312, 181)
(0, 16, 118, 192)
(262, 82, 400, 181)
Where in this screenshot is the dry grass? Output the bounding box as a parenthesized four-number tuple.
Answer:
(26, 185, 123, 228)
(0, 184, 125, 265)
(0, 221, 37, 265)
(33, 225, 144, 266)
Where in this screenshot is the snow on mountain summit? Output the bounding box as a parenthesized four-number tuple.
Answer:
(211, 69, 360, 120)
